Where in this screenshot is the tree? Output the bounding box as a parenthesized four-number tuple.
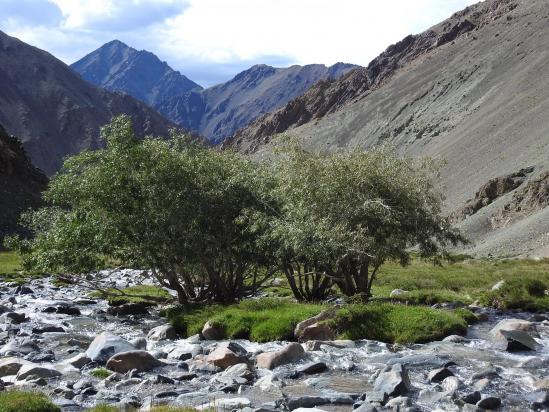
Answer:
(8, 116, 275, 304)
(259, 142, 465, 301)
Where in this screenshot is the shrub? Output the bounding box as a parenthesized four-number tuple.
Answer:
(0, 390, 60, 412)
(332, 303, 467, 343)
(89, 368, 111, 379)
(525, 278, 547, 297)
(480, 277, 549, 311)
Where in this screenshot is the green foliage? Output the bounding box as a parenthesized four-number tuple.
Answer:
(89, 368, 112, 379)
(453, 308, 479, 324)
(387, 289, 472, 306)
(0, 391, 60, 412)
(164, 298, 323, 342)
(90, 285, 174, 306)
(255, 141, 465, 300)
(480, 277, 549, 312)
(332, 303, 467, 343)
(0, 251, 21, 274)
(9, 116, 275, 304)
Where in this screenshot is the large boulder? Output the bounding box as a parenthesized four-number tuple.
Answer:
(0, 357, 29, 377)
(85, 333, 134, 364)
(500, 330, 539, 351)
(207, 346, 245, 369)
(202, 321, 224, 340)
(490, 319, 539, 351)
(148, 324, 177, 341)
(16, 364, 63, 380)
(256, 342, 305, 370)
(106, 350, 162, 373)
(0, 339, 39, 356)
(373, 363, 412, 398)
(295, 309, 336, 342)
(106, 303, 148, 316)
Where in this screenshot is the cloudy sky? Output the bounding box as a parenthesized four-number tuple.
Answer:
(0, 0, 479, 87)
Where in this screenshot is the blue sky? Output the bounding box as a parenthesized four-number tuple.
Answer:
(0, 0, 479, 87)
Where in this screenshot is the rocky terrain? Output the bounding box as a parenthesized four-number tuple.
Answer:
(0, 31, 177, 175)
(225, 0, 549, 257)
(0, 125, 47, 239)
(0, 270, 547, 411)
(71, 40, 202, 109)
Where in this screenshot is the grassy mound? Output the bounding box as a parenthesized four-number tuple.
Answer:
(332, 303, 468, 343)
(164, 298, 324, 342)
(480, 277, 549, 311)
(0, 390, 60, 412)
(91, 285, 174, 306)
(89, 368, 112, 379)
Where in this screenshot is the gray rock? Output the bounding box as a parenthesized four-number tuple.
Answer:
(207, 346, 245, 369)
(428, 367, 454, 383)
(471, 368, 499, 380)
(373, 363, 412, 398)
(526, 390, 549, 410)
(500, 329, 539, 351)
(0, 357, 27, 377)
(32, 325, 65, 334)
(476, 396, 501, 409)
(491, 280, 505, 290)
(354, 403, 378, 412)
(441, 376, 460, 392)
(106, 350, 162, 373)
(148, 324, 177, 341)
(287, 396, 330, 410)
(86, 333, 134, 363)
(220, 363, 253, 380)
(130, 337, 147, 350)
(256, 342, 305, 370)
(390, 289, 409, 297)
(202, 321, 224, 340)
(0, 339, 39, 355)
(297, 362, 328, 375)
(461, 391, 482, 405)
(5, 312, 28, 324)
(61, 353, 91, 369)
(106, 303, 148, 316)
(442, 335, 469, 343)
(16, 364, 62, 380)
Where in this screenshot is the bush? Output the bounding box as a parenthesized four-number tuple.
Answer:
(480, 277, 549, 311)
(164, 298, 324, 342)
(0, 391, 60, 412)
(525, 278, 547, 297)
(89, 368, 112, 379)
(332, 303, 467, 343)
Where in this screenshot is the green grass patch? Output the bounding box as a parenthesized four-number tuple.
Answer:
(90, 285, 174, 306)
(0, 251, 46, 284)
(479, 277, 549, 312)
(163, 298, 324, 342)
(0, 390, 60, 412)
(331, 303, 467, 343)
(89, 367, 112, 379)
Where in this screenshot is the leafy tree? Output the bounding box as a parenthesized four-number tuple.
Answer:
(257, 142, 465, 301)
(7, 116, 274, 303)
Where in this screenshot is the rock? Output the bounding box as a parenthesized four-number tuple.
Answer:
(472, 368, 499, 380)
(106, 303, 148, 316)
(256, 342, 305, 370)
(305, 340, 356, 351)
(173, 372, 197, 381)
(15, 285, 34, 294)
(148, 324, 177, 341)
(427, 367, 454, 383)
(390, 289, 409, 297)
(527, 390, 549, 410)
(16, 364, 62, 380)
(461, 391, 482, 405)
(500, 329, 539, 351)
(287, 396, 330, 410)
(386, 396, 411, 408)
(212, 397, 251, 410)
(220, 363, 253, 380)
(473, 378, 491, 392)
(297, 362, 328, 375)
(354, 404, 378, 412)
(32, 325, 65, 334)
(373, 363, 412, 398)
(206, 346, 245, 369)
(62, 353, 91, 369)
(201, 321, 224, 340)
(25, 350, 55, 362)
(294, 309, 336, 342)
(441, 376, 460, 392)
(106, 350, 162, 373)
(154, 374, 175, 384)
(442, 335, 469, 343)
(0, 339, 39, 355)
(490, 318, 537, 342)
(254, 374, 285, 391)
(85, 333, 134, 364)
(491, 280, 505, 290)
(168, 343, 202, 360)
(0, 357, 27, 377)
(476, 396, 501, 409)
(5, 312, 28, 324)
(54, 305, 81, 315)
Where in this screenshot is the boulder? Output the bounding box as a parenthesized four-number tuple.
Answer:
(106, 350, 162, 373)
(0, 339, 39, 356)
(476, 396, 501, 409)
(130, 337, 147, 350)
(390, 289, 409, 297)
(256, 342, 305, 370)
(148, 324, 177, 341)
(527, 390, 549, 410)
(54, 305, 81, 315)
(220, 363, 253, 380)
(16, 364, 62, 380)
(106, 303, 148, 316)
(0, 357, 28, 377)
(5, 312, 28, 324)
(461, 391, 482, 405)
(202, 321, 224, 340)
(295, 309, 336, 342)
(32, 325, 65, 334)
(490, 318, 536, 340)
(254, 374, 285, 391)
(207, 346, 245, 369)
(297, 362, 328, 375)
(15, 285, 34, 295)
(500, 330, 539, 351)
(305, 340, 356, 351)
(61, 353, 91, 369)
(373, 363, 412, 398)
(427, 367, 454, 383)
(85, 332, 135, 364)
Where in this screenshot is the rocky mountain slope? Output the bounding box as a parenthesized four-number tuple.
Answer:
(0, 31, 177, 175)
(226, 0, 549, 257)
(71, 40, 202, 108)
(157, 62, 357, 143)
(0, 124, 48, 239)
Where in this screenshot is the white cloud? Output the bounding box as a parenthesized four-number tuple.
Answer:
(0, 0, 481, 86)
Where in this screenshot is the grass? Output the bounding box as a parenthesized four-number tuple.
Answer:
(164, 298, 324, 342)
(90, 285, 174, 306)
(331, 303, 468, 343)
(0, 251, 47, 284)
(371, 257, 549, 312)
(89, 368, 112, 379)
(0, 390, 60, 412)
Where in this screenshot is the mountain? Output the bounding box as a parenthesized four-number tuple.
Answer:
(0, 31, 177, 175)
(0, 124, 48, 240)
(71, 42, 357, 144)
(225, 0, 549, 257)
(157, 62, 357, 143)
(71, 40, 202, 108)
